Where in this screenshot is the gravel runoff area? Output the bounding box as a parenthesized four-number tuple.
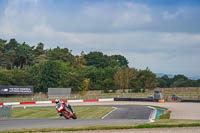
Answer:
(48, 127, 200, 133)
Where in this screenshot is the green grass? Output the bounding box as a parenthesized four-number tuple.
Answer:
(155, 119, 200, 124)
(150, 106, 171, 119)
(149, 105, 171, 119)
(11, 106, 114, 119)
(159, 110, 171, 119)
(1, 122, 200, 133)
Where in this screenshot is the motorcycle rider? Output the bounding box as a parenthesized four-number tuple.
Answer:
(55, 99, 60, 104)
(55, 99, 74, 114)
(55, 99, 62, 116)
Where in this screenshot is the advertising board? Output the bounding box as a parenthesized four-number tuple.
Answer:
(0, 86, 34, 95)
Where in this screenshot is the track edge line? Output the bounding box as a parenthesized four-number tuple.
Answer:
(101, 107, 117, 119)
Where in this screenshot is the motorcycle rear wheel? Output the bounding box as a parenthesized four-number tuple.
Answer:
(72, 113, 77, 119)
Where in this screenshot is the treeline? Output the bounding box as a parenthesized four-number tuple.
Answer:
(158, 75, 200, 88)
(0, 38, 199, 93)
(0, 38, 158, 92)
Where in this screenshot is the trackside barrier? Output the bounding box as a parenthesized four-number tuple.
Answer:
(114, 98, 154, 102)
(68, 100, 83, 103)
(0, 105, 12, 119)
(1, 98, 200, 106)
(0, 98, 114, 106)
(99, 98, 114, 102)
(181, 100, 200, 102)
(36, 101, 52, 104)
(3, 102, 20, 106)
(83, 99, 98, 102)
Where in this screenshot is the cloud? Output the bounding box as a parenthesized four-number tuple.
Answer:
(0, 0, 200, 76)
(113, 2, 152, 27)
(123, 51, 200, 76)
(162, 11, 181, 20)
(0, 0, 46, 37)
(50, 1, 153, 33)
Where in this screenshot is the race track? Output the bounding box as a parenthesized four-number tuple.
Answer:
(0, 105, 153, 131)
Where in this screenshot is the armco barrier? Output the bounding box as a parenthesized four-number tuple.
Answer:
(181, 100, 200, 102)
(20, 101, 36, 104)
(114, 98, 153, 102)
(83, 99, 99, 102)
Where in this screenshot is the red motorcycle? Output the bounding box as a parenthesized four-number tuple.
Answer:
(56, 103, 77, 119)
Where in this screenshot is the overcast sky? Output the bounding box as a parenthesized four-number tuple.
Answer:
(0, 0, 200, 77)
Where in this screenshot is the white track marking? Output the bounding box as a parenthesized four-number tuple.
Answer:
(101, 107, 118, 119)
(148, 106, 157, 122)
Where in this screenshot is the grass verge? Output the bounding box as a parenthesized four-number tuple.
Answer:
(150, 105, 171, 119)
(159, 110, 171, 119)
(12, 106, 114, 119)
(1, 121, 200, 133)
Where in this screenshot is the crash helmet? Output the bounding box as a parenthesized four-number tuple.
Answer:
(55, 99, 60, 104)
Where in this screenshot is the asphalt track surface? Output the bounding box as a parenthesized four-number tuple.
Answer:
(0, 105, 152, 131)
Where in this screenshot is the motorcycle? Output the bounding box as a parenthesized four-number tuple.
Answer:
(56, 102, 77, 119)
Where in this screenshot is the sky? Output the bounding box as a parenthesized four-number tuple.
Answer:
(0, 0, 200, 77)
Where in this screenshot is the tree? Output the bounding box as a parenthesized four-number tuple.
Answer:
(85, 51, 106, 68)
(111, 55, 129, 67)
(171, 74, 188, 87)
(157, 75, 172, 88)
(137, 68, 157, 92)
(157, 78, 168, 88)
(85, 52, 120, 68)
(27, 60, 72, 92)
(34, 42, 47, 63)
(73, 51, 86, 68)
(10, 69, 29, 85)
(114, 67, 137, 91)
(102, 78, 115, 92)
(34, 42, 45, 56)
(0, 68, 13, 85)
(47, 47, 74, 64)
(79, 78, 90, 95)
(197, 80, 200, 86)
(4, 49, 16, 69)
(5, 38, 19, 50)
(15, 42, 35, 69)
(0, 39, 6, 54)
(0, 39, 7, 68)
(1, 39, 35, 69)
(2, 38, 19, 69)
(0, 68, 28, 85)
(172, 74, 188, 82)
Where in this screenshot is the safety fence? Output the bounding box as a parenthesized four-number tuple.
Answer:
(0, 105, 12, 119)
